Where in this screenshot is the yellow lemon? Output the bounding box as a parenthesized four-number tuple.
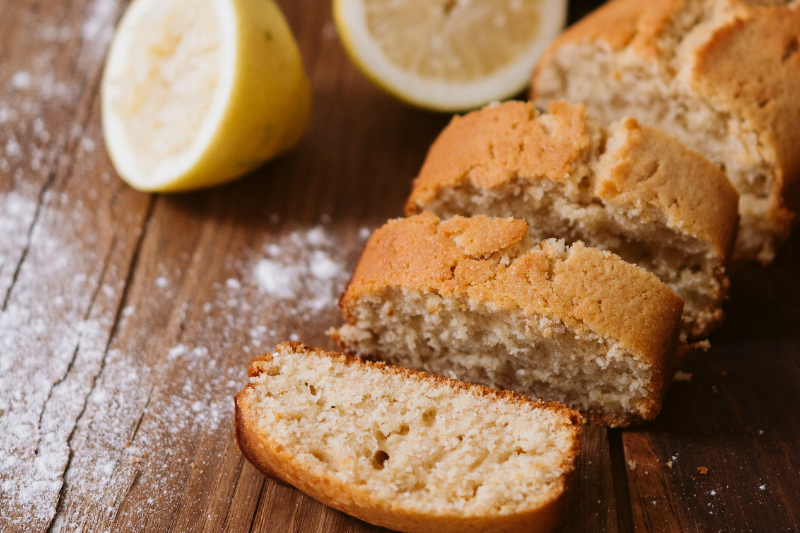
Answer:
(334, 0, 567, 112)
(102, 0, 311, 192)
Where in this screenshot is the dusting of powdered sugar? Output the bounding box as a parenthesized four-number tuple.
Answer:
(0, 192, 115, 528)
(82, 0, 120, 59)
(253, 225, 348, 316)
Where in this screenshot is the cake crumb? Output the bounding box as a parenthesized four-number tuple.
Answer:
(627, 460, 637, 471)
(667, 461, 673, 468)
(697, 466, 709, 475)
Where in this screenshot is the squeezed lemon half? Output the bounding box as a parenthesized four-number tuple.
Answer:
(102, 0, 311, 192)
(334, 0, 567, 112)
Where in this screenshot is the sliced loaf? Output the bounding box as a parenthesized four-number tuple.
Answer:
(406, 100, 738, 339)
(235, 342, 582, 533)
(333, 212, 685, 426)
(531, 0, 800, 263)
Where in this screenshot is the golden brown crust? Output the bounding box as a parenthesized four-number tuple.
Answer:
(597, 117, 740, 261)
(339, 213, 684, 425)
(531, 0, 800, 259)
(235, 342, 582, 533)
(406, 101, 594, 214)
(533, 0, 683, 65)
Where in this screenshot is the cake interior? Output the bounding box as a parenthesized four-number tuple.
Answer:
(337, 289, 655, 424)
(241, 345, 579, 515)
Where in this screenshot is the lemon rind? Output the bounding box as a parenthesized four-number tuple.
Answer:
(334, 0, 567, 112)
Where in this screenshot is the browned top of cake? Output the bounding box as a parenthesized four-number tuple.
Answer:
(341, 212, 684, 364)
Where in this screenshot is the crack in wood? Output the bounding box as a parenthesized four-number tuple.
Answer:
(44, 194, 157, 532)
(1, 55, 107, 312)
(1, 166, 59, 312)
(127, 387, 154, 446)
(34, 234, 116, 455)
(608, 429, 634, 533)
(34, 342, 80, 457)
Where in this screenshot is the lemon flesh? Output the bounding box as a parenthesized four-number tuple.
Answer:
(335, 0, 566, 112)
(102, 0, 311, 192)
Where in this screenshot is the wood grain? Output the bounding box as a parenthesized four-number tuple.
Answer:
(621, 233, 800, 533)
(1, 0, 798, 532)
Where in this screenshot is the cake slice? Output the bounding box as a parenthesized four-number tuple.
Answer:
(333, 212, 685, 426)
(406, 100, 738, 339)
(531, 0, 800, 263)
(235, 342, 582, 533)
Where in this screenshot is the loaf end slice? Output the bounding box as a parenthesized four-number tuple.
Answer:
(235, 342, 582, 533)
(531, 0, 800, 263)
(406, 100, 737, 339)
(335, 213, 685, 426)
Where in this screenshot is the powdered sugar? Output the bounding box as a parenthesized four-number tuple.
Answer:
(253, 226, 346, 315)
(10, 72, 33, 91)
(82, 0, 120, 58)
(0, 192, 38, 293)
(0, 198, 114, 528)
(255, 260, 298, 299)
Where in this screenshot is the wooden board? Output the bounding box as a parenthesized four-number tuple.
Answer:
(0, 1, 797, 532)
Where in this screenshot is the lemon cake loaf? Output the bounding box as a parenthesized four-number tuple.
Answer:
(235, 342, 582, 533)
(333, 213, 685, 426)
(531, 0, 800, 262)
(406, 100, 738, 338)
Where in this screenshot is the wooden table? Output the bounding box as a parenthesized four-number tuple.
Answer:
(1, 1, 798, 531)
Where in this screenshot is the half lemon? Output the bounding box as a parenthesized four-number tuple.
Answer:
(102, 0, 311, 192)
(334, 0, 567, 112)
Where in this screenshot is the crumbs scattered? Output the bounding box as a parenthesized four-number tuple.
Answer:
(628, 460, 637, 471)
(674, 371, 693, 382)
(667, 461, 673, 468)
(698, 466, 709, 475)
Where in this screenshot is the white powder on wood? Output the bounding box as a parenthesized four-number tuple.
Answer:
(252, 226, 347, 314)
(255, 260, 297, 299)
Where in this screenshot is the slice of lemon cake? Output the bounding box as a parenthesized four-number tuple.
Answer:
(235, 342, 581, 533)
(334, 213, 685, 426)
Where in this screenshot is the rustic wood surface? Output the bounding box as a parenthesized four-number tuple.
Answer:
(0, 1, 798, 532)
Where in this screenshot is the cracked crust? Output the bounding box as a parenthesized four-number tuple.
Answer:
(235, 342, 582, 533)
(531, 0, 800, 262)
(338, 213, 685, 425)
